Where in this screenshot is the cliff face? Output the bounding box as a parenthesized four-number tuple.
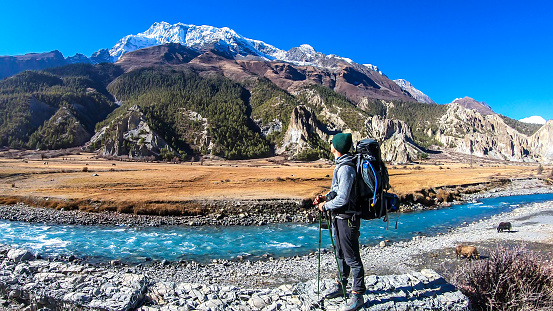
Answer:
(277, 105, 327, 155)
(275, 100, 553, 164)
(365, 115, 424, 163)
(529, 120, 553, 163)
(88, 106, 173, 159)
(277, 105, 424, 163)
(436, 103, 532, 161)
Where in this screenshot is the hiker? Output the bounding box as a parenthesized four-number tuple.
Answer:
(313, 132, 365, 311)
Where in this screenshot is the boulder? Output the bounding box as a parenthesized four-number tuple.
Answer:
(63, 292, 91, 304)
(7, 249, 35, 262)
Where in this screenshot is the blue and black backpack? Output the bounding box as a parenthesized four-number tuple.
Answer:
(351, 139, 400, 226)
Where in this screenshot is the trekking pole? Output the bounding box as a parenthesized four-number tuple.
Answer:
(325, 211, 347, 301)
(317, 210, 322, 300)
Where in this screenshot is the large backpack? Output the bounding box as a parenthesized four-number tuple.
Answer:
(351, 139, 400, 224)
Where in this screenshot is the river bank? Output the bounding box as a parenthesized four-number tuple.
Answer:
(1, 178, 551, 228)
(1, 179, 553, 310)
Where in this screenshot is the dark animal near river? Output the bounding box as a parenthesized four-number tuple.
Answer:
(497, 222, 512, 232)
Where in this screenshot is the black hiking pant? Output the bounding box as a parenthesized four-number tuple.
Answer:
(333, 215, 366, 293)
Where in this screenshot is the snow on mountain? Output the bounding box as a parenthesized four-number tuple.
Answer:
(393, 79, 435, 104)
(520, 116, 547, 125)
(363, 64, 382, 74)
(109, 22, 284, 62)
(105, 22, 363, 71)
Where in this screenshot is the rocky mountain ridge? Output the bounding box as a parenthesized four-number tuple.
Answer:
(432, 103, 553, 163)
(1, 22, 428, 103)
(451, 97, 495, 115)
(393, 79, 435, 104)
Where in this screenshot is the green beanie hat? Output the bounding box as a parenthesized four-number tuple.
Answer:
(332, 133, 352, 154)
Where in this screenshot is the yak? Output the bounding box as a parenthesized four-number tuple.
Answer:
(456, 244, 480, 260)
(497, 222, 512, 232)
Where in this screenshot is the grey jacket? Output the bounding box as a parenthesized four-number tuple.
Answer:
(324, 153, 357, 212)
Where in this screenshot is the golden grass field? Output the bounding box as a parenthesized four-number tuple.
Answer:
(0, 152, 548, 211)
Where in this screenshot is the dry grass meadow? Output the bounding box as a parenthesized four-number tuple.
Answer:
(0, 151, 549, 213)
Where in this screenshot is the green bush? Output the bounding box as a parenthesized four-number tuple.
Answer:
(296, 149, 321, 161)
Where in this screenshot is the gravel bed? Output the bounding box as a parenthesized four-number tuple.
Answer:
(0, 199, 316, 227)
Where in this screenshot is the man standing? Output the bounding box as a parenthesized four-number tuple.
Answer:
(313, 133, 365, 311)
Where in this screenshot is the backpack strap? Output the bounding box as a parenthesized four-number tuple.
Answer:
(366, 160, 379, 205)
(335, 160, 357, 216)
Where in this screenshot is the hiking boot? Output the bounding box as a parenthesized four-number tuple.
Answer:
(324, 281, 346, 299)
(342, 292, 364, 311)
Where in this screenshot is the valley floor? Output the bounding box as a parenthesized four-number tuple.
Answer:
(1, 150, 551, 218)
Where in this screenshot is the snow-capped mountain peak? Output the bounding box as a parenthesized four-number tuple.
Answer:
(104, 22, 363, 71)
(393, 79, 435, 104)
(298, 44, 315, 54)
(519, 116, 547, 125)
(109, 22, 284, 62)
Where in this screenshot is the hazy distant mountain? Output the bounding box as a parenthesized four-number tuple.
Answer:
(393, 79, 435, 104)
(66, 53, 91, 64)
(520, 116, 546, 125)
(0, 50, 67, 80)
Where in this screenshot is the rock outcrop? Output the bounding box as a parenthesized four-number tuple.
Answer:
(28, 106, 91, 149)
(528, 120, 553, 163)
(277, 105, 327, 155)
(436, 103, 534, 162)
(88, 105, 173, 159)
(366, 115, 424, 163)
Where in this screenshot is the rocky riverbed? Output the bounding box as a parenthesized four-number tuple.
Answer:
(0, 199, 316, 227)
(0, 244, 469, 311)
(1, 178, 552, 310)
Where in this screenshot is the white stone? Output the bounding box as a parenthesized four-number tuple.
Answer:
(7, 249, 34, 262)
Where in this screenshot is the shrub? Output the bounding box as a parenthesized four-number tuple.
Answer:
(417, 152, 428, 160)
(296, 148, 320, 161)
(452, 245, 553, 311)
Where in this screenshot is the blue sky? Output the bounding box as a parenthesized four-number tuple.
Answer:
(1, 0, 552, 121)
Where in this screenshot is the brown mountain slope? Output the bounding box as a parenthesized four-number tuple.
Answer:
(114, 43, 416, 104)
